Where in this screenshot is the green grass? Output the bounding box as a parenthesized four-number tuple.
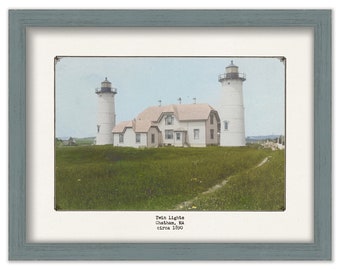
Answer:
(55, 146, 284, 211)
(178, 150, 285, 211)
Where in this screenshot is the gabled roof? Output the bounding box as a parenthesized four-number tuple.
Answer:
(112, 120, 133, 133)
(175, 103, 215, 121)
(137, 103, 217, 122)
(113, 103, 218, 134)
(133, 119, 154, 133)
(136, 104, 174, 122)
(112, 119, 159, 133)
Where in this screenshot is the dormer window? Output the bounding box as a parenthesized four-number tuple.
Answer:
(165, 115, 174, 125)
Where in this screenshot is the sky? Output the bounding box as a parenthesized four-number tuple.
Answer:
(55, 57, 285, 138)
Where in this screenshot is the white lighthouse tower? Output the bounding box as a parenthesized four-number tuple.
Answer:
(218, 61, 246, 146)
(95, 77, 117, 145)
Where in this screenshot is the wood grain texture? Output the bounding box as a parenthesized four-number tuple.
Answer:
(8, 9, 332, 260)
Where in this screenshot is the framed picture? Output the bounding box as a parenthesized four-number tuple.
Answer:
(9, 10, 332, 260)
(54, 56, 286, 212)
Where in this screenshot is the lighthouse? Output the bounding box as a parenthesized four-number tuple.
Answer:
(95, 77, 117, 145)
(218, 61, 246, 146)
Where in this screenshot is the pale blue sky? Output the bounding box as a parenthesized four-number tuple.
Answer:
(55, 57, 285, 138)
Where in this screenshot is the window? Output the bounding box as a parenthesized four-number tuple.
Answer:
(97, 125, 100, 133)
(224, 121, 229, 130)
(176, 132, 181, 140)
(136, 133, 141, 143)
(151, 134, 155, 144)
(165, 115, 174, 125)
(194, 129, 199, 140)
(210, 129, 214, 139)
(210, 114, 214, 124)
(119, 133, 124, 143)
(165, 130, 173, 140)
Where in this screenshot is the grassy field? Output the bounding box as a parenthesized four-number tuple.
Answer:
(55, 145, 285, 211)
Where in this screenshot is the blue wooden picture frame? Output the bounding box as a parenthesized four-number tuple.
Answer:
(8, 9, 332, 260)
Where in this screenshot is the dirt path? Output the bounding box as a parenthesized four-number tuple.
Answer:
(174, 156, 271, 210)
(256, 156, 271, 168)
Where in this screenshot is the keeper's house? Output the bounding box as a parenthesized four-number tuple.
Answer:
(112, 103, 220, 148)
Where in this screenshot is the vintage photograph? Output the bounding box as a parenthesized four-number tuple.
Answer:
(55, 57, 285, 211)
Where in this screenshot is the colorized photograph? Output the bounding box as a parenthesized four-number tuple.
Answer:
(55, 57, 285, 211)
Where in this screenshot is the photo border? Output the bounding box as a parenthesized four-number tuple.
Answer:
(8, 9, 332, 260)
